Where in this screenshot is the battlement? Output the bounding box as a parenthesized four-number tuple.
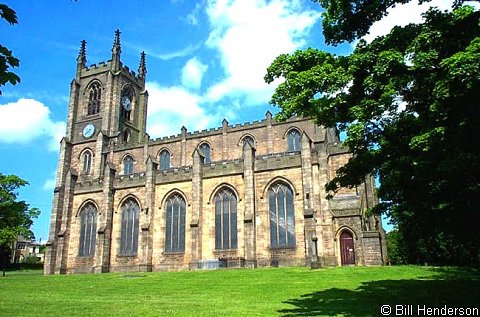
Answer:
(114, 172, 146, 188)
(156, 166, 193, 184)
(75, 178, 104, 193)
(148, 115, 309, 146)
(81, 61, 110, 76)
(152, 133, 182, 143)
(79, 60, 143, 85)
(255, 151, 301, 172)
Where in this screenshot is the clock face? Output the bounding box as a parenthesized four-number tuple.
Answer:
(83, 123, 95, 138)
(121, 96, 132, 111)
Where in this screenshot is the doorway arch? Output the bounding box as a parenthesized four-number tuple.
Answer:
(340, 230, 355, 265)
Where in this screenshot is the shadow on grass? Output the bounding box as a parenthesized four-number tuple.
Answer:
(279, 269, 480, 317)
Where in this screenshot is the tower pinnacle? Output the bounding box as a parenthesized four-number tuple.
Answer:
(112, 29, 121, 54)
(111, 29, 122, 71)
(138, 51, 147, 81)
(76, 40, 87, 78)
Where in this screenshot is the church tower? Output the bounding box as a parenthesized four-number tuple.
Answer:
(44, 30, 148, 274)
(65, 29, 148, 145)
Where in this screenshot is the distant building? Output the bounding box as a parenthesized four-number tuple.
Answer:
(44, 31, 386, 274)
(12, 237, 43, 263)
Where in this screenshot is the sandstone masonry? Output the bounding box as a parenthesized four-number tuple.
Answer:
(44, 31, 386, 274)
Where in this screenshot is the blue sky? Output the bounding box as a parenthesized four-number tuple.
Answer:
(1, 0, 468, 242)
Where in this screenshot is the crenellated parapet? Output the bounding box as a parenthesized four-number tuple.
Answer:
(45, 30, 386, 275)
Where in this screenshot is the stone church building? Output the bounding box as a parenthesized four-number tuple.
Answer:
(44, 31, 386, 274)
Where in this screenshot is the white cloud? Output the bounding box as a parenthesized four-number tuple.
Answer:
(204, 0, 321, 105)
(145, 82, 218, 138)
(0, 98, 66, 151)
(362, 0, 479, 43)
(185, 1, 205, 26)
(181, 57, 208, 90)
(144, 43, 202, 61)
(42, 171, 57, 191)
(141, 0, 322, 139)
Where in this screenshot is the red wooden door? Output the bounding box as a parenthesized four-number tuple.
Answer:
(340, 231, 355, 265)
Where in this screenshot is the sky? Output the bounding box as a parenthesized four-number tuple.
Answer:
(0, 0, 471, 243)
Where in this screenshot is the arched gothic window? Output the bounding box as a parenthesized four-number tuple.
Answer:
(120, 198, 140, 256)
(82, 150, 92, 174)
(242, 136, 254, 149)
(120, 86, 134, 121)
(269, 182, 295, 248)
(87, 82, 101, 115)
(165, 194, 186, 253)
(159, 150, 170, 171)
(199, 143, 211, 164)
(78, 203, 97, 256)
(287, 129, 301, 152)
(215, 188, 237, 250)
(242, 135, 255, 160)
(123, 155, 134, 175)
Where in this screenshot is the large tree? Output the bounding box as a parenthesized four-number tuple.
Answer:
(0, 4, 20, 95)
(265, 1, 480, 265)
(0, 174, 40, 250)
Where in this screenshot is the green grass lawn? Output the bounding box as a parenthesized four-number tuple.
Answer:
(0, 266, 478, 316)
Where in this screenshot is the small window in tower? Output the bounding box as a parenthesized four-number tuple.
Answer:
(82, 150, 92, 174)
(87, 82, 101, 116)
(120, 86, 134, 121)
(124, 155, 134, 175)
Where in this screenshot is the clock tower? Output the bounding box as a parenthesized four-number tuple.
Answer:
(65, 29, 148, 145)
(44, 31, 148, 274)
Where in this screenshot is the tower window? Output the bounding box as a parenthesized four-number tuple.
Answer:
(159, 150, 170, 170)
(287, 129, 301, 152)
(215, 188, 237, 250)
(78, 202, 97, 257)
(269, 182, 296, 248)
(199, 143, 211, 164)
(165, 194, 186, 253)
(120, 198, 140, 256)
(123, 155, 134, 175)
(82, 150, 92, 174)
(87, 82, 101, 116)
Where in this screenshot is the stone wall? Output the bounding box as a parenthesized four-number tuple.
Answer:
(45, 39, 385, 274)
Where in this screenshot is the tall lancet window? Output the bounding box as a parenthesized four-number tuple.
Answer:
(87, 82, 101, 115)
(215, 188, 237, 250)
(120, 198, 140, 256)
(123, 155, 134, 175)
(199, 143, 211, 164)
(269, 182, 296, 248)
(165, 194, 186, 253)
(242, 136, 254, 150)
(82, 150, 92, 174)
(159, 150, 170, 170)
(287, 129, 301, 152)
(78, 203, 97, 257)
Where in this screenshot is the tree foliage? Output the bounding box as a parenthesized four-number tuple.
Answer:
(315, 0, 479, 44)
(0, 4, 20, 95)
(266, 2, 480, 265)
(385, 229, 407, 265)
(0, 174, 40, 249)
